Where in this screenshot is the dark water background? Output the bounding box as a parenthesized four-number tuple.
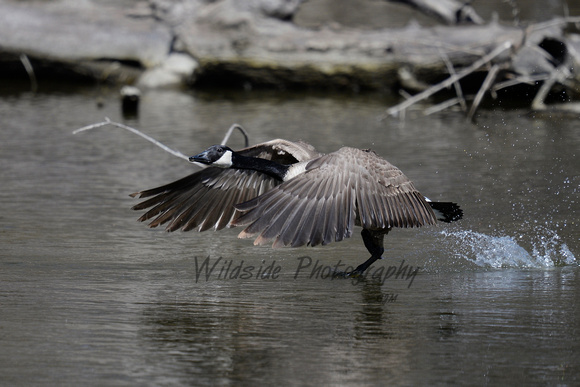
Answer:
(0, 79, 578, 385)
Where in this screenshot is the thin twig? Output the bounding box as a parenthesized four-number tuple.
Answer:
(220, 123, 249, 147)
(492, 74, 550, 91)
(438, 48, 467, 111)
(20, 54, 37, 93)
(467, 64, 501, 121)
(423, 97, 463, 116)
(531, 66, 571, 110)
(528, 16, 580, 33)
(399, 89, 413, 100)
(73, 118, 192, 162)
(384, 41, 513, 119)
(73, 119, 252, 167)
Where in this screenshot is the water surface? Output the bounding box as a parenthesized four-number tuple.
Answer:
(1, 83, 578, 385)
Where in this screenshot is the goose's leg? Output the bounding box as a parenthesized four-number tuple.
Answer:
(349, 229, 389, 276)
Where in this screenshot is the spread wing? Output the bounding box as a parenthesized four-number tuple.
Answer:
(232, 148, 437, 248)
(131, 168, 278, 232)
(130, 139, 321, 232)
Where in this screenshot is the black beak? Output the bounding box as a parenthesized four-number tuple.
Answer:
(189, 150, 211, 164)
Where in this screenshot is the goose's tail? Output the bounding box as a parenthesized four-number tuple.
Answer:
(424, 197, 463, 223)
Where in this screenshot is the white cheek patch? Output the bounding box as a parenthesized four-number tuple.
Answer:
(214, 150, 233, 168)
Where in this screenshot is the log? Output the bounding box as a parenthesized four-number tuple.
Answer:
(171, 0, 523, 90)
(0, 0, 172, 82)
(1, 0, 580, 119)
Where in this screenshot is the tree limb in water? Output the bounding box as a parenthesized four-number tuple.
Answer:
(384, 41, 513, 118)
(73, 119, 249, 166)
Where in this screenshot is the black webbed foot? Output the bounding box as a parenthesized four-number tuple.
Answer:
(334, 229, 389, 279)
(349, 255, 382, 277)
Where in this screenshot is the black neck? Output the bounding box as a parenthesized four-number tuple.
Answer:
(231, 153, 289, 180)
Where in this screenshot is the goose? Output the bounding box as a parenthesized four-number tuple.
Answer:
(130, 139, 462, 276)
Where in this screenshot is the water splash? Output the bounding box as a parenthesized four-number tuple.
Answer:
(440, 227, 577, 268)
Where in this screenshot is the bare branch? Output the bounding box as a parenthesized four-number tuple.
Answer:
(384, 41, 513, 119)
(438, 48, 467, 111)
(467, 64, 501, 121)
(19, 54, 37, 93)
(73, 119, 252, 167)
(423, 97, 463, 116)
(220, 124, 249, 148)
(492, 74, 550, 91)
(73, 118, 192, 163)
(531, 66, 571, 110)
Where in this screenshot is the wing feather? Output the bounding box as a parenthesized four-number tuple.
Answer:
(133, 143, 438, 246)
(131, 167, 279, 232)
(232, 147, 437, 248)
(130, 139, 322, 233)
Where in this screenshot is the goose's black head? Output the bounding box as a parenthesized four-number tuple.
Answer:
(189, 145, 234, 168)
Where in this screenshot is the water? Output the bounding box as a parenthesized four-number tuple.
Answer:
(441, 227, 576, 268)
(1, 81, 579, 385)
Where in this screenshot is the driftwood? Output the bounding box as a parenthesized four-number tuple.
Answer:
(2, 0, 580, 117)
(167, 0, 520, 91)
(0, 0, 170, 84)
(383, 42, 513, 118)
(392, 0, 484, 25)
(394, 17, 580, 120)
(73, 119, 249, 166)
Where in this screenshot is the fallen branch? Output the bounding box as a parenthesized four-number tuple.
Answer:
(220, 124, 249, 148)
(438, 47, 467, 111)
(467, 63, 502, 121)
(528, 16, 580, 33)
(19, 54, 37, 93)
(423, 97, 463, 115)
(73, 119, 251, 166)
(384, 41, 513, 119)
(73, 118, 191, 161)
(492, 74, 550, 92)
(531, 65, 572, 110)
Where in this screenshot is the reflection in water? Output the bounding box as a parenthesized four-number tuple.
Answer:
(142, 301, 259, 384)
(437, 311, 460, 340)
(355, 281, 390, 339)
(140, 277, 422, 385)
